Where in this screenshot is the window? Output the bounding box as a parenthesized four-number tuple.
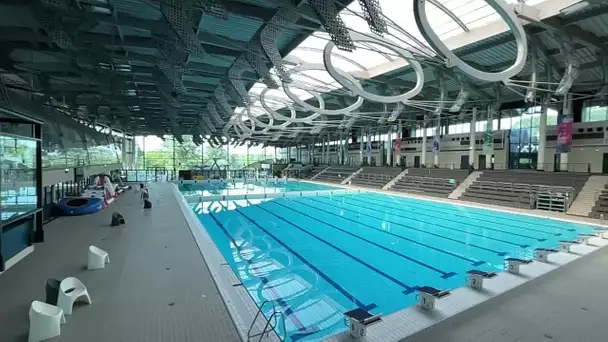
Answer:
(582, 100, 608, 122)
(0, 135, 38, 223)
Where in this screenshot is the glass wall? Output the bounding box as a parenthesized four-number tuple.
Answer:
(0, 134, 38, 223)
(582, 99, 608, 122)
(132, 135, 277, 171)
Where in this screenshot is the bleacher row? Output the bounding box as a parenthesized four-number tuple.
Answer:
(460, 170, 587, 209)
(591, 184, 608, 219)
(304, 166, 594, 215)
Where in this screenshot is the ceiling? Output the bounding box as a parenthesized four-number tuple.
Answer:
(0, 0, 351, 144)
(1, 0, 608, 148)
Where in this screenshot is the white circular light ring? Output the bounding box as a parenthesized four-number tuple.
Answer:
(413, 0, 527, 82)
(260, 88, 323, 124)
(283, 63, 365, 115)
(241, 107, 280, 133)
(323, 31, 424, 104)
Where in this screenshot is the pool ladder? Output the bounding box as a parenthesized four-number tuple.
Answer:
(247, 300, 287, 341)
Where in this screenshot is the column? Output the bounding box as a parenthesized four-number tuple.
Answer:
(326, 134, 331, 165)
(469, 108, 477, 169)
(486, 107, 493, 170)
(321, 137, 325, 164)
(366, 128, 372, 165)
(386, 127, 392, 166)
(421, 118, 427, 167)
(561, 94, 572, 171)
(359, 128, 364, 165)
(433, 115, 440, 167)
(338, 131, 343, 165)
(537, 96, 548, 171)
(396, 121, 403, 167)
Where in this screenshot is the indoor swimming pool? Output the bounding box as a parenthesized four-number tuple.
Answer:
(188, 191, 600, 341)
(179, 180, 337, 197)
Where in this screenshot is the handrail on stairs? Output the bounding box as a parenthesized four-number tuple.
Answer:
(247, 300, 287, 341)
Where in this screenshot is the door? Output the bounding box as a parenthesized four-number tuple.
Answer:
(554, 154, 561, 172)
(414, 156, 421, 168)
(460, 155, 469, 170)
(479, 155, 486, 171)
(400, 156, 407, 167)
(603, 153, 608, 173)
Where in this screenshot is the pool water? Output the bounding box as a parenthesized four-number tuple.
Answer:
(179, 180, 337, 197)
(189, 191, 599, 341)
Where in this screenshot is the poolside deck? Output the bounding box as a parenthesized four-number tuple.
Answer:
(0, 183, 241, 342)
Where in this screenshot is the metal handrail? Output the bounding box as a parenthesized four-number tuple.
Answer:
(247, 300, 286, 342)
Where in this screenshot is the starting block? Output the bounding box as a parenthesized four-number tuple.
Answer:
(417, 286, 450, 310)
(534, 248, 558, 262)
(558, 240, 580, 253)
(578, 234, 595, 245)
(343, 308, 381, 339)
(466, 269, 498, 290)
(505, 257, 532, 274)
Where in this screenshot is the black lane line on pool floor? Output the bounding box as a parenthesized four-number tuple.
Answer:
(281, 199, 486, 267)
(330, 197, 547, 242)
(368, 193, 577, 232)
(220, 208, 382, 307)
(359, 194, 567, 236)
(263, 201, 457, 280)
(296, 198, 508, 256)
(341, 197, 546, 242)
(312, 196, 529, 249)
(245, 203, 424, 294)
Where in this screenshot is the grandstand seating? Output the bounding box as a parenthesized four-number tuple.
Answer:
(460, 170, 588, 209)
(314, 165, 359, 183)
(350, 167, 402, 188)
(306, 165, 329, 179)
(590, 184, 608, 219)
(389, 169, 469, 197)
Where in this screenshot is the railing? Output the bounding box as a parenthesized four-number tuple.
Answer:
(124, 169, 175, 183)
(353, 173, 397, 183)
(247, 300, 286, 342)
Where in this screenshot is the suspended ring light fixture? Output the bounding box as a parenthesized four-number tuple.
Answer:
(323, 31, 424, 104)
(260, 88, 323, 124)
(413, 0, 527, 82)
(282, 63, 364, 115)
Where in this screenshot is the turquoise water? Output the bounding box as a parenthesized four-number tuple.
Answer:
(179, 180, 337, 197)
(188, 191, 599, 341)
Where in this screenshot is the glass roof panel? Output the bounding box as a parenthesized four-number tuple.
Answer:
(233, 0, 550, 122)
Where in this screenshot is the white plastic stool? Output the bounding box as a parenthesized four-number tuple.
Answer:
(29, 301, 65, 342)
(87, 245, 110, 270)
(57, 277, 92, 315)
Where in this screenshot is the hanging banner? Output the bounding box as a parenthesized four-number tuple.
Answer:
(432, 132, 440, 156)
(483, 125, 494, 154)
(556, 114, 573, 153)
(393, 139, 401, 156)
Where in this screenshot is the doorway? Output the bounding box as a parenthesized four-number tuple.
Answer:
(414, 156, 421, 168)
(554, 154, 561, 172)
(603, 153, 608, 173)
(479, 155, 486, 170)
(460, 155, 469, 170)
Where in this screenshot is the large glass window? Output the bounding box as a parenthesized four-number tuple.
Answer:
(0, 135, 38, 222)
(582, 99, 608, 122)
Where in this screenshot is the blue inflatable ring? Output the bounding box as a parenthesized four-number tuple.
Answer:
(57, 197, 104, 216)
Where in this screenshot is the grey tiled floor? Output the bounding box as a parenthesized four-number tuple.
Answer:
(0, 184, 240, 342)
(401, 244, 608, 342)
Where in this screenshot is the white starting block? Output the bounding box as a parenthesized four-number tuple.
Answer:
(416, 286, 451, 310)
(534, 248, 558, 262)
(559, 240, 580, 253)
(343, 308, 381, 339)
(578, 234, 595, 245)
(595, 230, 608, 239)
(505, 258, 532, 274)
(466, 270, 498, 290)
